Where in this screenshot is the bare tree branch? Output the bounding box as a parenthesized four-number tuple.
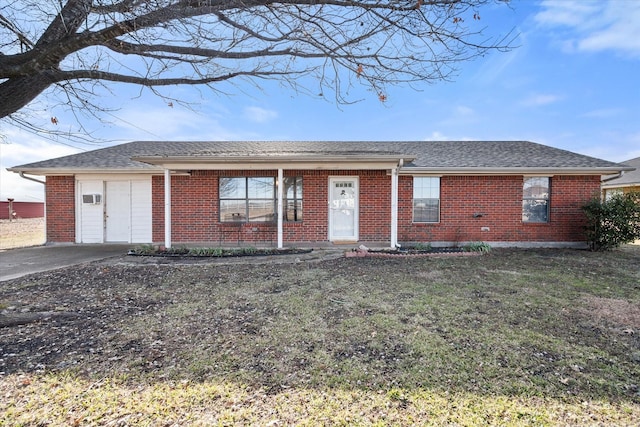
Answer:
(0, 0, 515, 128)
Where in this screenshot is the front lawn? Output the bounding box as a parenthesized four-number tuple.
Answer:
(1, 247, 639, 425)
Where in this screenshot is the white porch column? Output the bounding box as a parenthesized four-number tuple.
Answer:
(390, 166, 399, 248)
(164, 169, 172, 249)
(277, 168, 284, 249)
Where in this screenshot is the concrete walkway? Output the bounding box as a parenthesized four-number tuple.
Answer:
(0, 244, 131, 282)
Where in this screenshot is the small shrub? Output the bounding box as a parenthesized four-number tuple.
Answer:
(582, 192, 640, 251)
(164, 246, 189, 255)
(210, 247, 224, 257)
(129, 244, 159, 255)
(188, 247, 224, 256)
(464, 241, 492, 253)
(413, 242, 432, 251)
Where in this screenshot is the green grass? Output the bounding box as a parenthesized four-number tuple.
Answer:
(1, 246, 639, 425)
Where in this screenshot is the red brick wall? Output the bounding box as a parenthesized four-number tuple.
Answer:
(152, 175, 164, 244)
(45, 176, 75, 242)
(46, 171, 600, 245)
(398, 175, 601, 243)
(152, 170, 392, 244)
(359, 171, 392, 240)
(150, 171, 599, 245)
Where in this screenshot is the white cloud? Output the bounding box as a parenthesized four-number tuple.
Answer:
(83, 98, 261, 143)
(106, 105, 233, 141)
(535, 0, 640, 57)
(425, 131, 449, 140)
(244, 106, 278, 124)
(520, 93, 562, 107)
(576, 131, 640, 162)
(535, 1, 601, 28)
(435, 104, 479, 128)
(455, 105, 475, 116)
(581, 108, 625, 119)
(579, 20, 640, 56)
(0, 131, 81, 201)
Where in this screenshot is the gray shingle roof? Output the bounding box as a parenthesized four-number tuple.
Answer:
(602, 157, 640, 186)
(8, 140, 629, 173)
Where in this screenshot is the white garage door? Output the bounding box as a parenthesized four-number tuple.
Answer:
(77, 177, 152, 244)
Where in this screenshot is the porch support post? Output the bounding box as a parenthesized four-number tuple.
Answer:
(277, 168, 284, 249)
(164, 168, 172, 249)
(390, 165, 399, 248)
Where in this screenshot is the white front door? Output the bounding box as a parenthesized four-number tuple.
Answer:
(105, 181, 131, 242)
(329, 177, 359, 241)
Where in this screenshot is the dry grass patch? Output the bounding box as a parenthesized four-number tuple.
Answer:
(2, 374, 638, 426)
(1, 246, 639, 425)
(582, 296, 640, 329)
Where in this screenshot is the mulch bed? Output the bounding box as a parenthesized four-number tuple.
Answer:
(127, 247, 313, 257)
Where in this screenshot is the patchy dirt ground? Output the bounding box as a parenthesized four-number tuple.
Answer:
(0, 247, 638, 403)
(0, 218, 45, 250)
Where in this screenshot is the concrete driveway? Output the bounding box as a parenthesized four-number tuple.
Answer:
(0, 244, 131, 282)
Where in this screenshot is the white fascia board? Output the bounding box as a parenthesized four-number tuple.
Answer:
(399, 167, 634, 176)
(7, 168, 163, 176)
(74, 173, 156, 181)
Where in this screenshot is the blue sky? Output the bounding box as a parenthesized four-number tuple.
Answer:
(1, 0, 639, 202)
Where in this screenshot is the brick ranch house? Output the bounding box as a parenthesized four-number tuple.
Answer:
(8, 141, 634, 249)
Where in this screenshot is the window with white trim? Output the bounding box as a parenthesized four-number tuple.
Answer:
(522, 177, 550, 223)
(220, 177, 275, 222)
(413, 177, 440, 222)
(219, 176, 303, 222)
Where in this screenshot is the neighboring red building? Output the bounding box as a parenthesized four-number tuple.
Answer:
(0, 201, 44, 220)
(7, 141, 634, 248)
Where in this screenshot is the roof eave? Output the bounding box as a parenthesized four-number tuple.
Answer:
(132, 154, 413, 170)
(7, 167, 163, 176)
(399, 166, 635, 176)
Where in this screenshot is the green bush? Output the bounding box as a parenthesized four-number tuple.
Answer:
(582, 192, 640, 251)
(463, 241, 492, 253)
(413, 242, 432, 251)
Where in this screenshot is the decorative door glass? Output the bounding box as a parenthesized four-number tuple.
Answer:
(329, 179, 357, 239)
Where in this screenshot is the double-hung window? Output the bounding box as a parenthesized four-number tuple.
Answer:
(413, 177, 440, 223)
(219, 176, 303, 222)
(522, 177, 550, 223)
(220, 177, 275, 222)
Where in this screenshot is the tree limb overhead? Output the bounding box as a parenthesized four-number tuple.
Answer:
(0, 0, 514, 122)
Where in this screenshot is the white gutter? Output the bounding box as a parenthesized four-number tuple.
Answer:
(601, 171, 624, 183)
(400, 166, 634, 176)
(8, 168, 163, 175)
(18, 172, 46, 185)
